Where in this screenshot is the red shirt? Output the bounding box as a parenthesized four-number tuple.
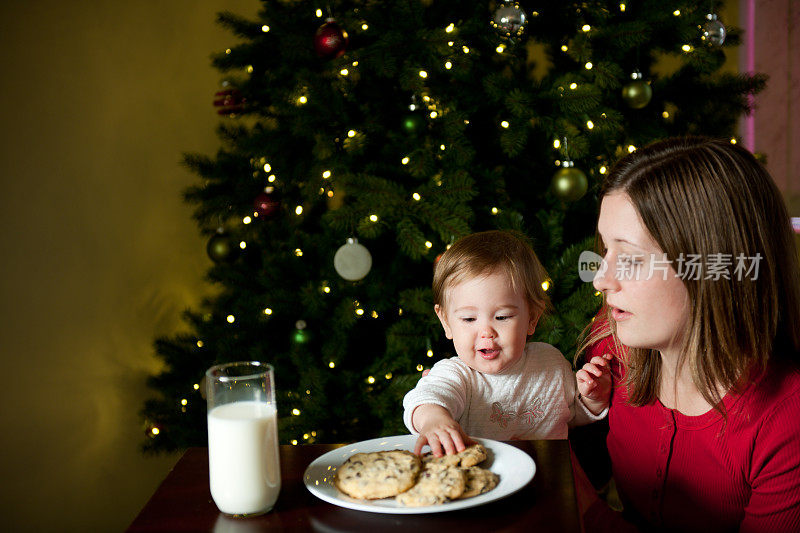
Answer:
(584, 334, 800, 533)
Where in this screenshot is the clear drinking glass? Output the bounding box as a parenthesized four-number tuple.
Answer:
(206, 361, 281, 516)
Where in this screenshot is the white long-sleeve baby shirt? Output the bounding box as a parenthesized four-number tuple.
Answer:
(402, 342, 605, 440)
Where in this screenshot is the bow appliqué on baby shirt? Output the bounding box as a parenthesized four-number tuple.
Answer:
(489, 398, 544, 428)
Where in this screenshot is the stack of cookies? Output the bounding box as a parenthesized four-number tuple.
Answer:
(333, 444, 500, 507)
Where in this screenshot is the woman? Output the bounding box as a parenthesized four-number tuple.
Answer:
(575, 137, 800, 532)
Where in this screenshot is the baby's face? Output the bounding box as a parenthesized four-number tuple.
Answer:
(435, 270, 540, 374)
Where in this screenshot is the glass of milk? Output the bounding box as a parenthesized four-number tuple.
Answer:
(206, 361, 281, 517)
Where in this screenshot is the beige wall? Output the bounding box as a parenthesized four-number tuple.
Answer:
(0, 1, 255, 530)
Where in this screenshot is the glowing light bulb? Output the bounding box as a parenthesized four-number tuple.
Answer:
(369, 214, 379, 222)
(542, 280, 550, 291)
(587, 120, 594, 129)
(322, 170, 331, 178)
(227, 315, 235, 323)
(569, 82, 578, 90)
(585, 62, 593, 70)
(264, 308, 273, 315)
(294, 248, 303, 256)
(553, 139, 561, 149)
(491, 207, 499, 214)
(295, 205, 303, 215)
(262, 25, 270, 32)
(445, 23, 455, 33)
(582, 24, 591, 32)
(412, 192, 421, 201)
(501, 120, 510, 128)
(292, 408, 301, 415)
(367, 376, 375, 384)
(445, 61, 452, 69)
(402, 156, 410, 165)
(239, 241, 246, 249)
(419, 70, 428, 78)
(361, 23, 368, 30)
(425, 241, 433, 249)
(196, 340, 203, 348)
(599, 166, 607, 174)
(561, 45, 568, 52)
(329, 362, 335, 368)
(347, 129, 356, 137)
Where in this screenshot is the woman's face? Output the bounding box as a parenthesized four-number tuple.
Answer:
(593, 192, 690, 356)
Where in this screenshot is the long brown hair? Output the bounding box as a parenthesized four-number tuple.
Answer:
(587, 137, 800, 408)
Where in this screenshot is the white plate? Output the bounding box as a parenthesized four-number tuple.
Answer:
(303, 435, 535, 514)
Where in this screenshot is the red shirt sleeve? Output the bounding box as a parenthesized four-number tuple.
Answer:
(740, 392, 800, 532)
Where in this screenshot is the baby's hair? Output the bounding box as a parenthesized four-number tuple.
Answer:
(433, 230, 551, 315)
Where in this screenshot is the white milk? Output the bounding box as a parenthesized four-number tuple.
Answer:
(207, 401, 281, 515)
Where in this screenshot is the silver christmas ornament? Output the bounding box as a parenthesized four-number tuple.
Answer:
(333, 238, 372, 281)
(491, 1, 528, 38)
(702, 13, 726, 46)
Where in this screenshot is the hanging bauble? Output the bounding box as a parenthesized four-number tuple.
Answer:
(490, 0, 527, 39)
(314, 18, 348, 60)
(334, 237, 372, 281)
(551, 162, 588, 202)
(253, 190, 279, 218)
(207, 228, 238, 263)
(621, 71, 652, 109)
(402, 113, 424, 134)
(292, 320, 310, 345)
(213, 85, 245, 116)
(702, 13, 726, 46)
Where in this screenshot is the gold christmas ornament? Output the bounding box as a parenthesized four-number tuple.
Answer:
(551, 162, 588, 202)
(621, 71, 652, 109)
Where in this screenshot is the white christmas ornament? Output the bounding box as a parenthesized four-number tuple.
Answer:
(334, 238, 372, 281)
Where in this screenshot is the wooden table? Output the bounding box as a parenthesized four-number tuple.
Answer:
(128, 440, 580, 532)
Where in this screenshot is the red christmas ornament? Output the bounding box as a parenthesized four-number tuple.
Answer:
(213, 88, 246, 115)
(253, 191, 279, 218)
(314, 18, 348, 60)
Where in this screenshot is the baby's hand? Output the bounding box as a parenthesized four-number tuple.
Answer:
(576, 353, 613, 414)
(411, 404, 470, 457)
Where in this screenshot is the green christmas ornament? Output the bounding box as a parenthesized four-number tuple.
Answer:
(552, 163, 588, 202)
(622, 71, 652, 109)
(206, 228, 238, 263)
(292, 320, 310, 344)
(402, 114, 424, 134)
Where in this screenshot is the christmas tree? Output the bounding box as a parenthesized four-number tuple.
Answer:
(142, 0, 764, 453)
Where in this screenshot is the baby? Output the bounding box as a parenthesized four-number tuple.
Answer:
(403, 230, 607, 456)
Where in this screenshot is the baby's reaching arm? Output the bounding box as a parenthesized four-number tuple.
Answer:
(410, 404, 471, 457)
(576, 353, 613, 415)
